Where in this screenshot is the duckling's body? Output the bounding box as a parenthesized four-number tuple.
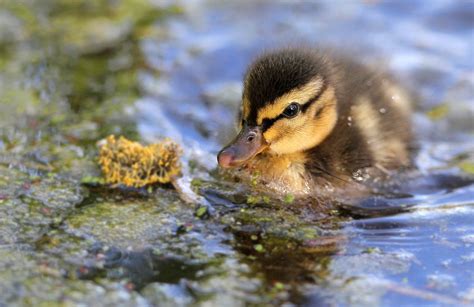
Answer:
(218, 48, 415, 195)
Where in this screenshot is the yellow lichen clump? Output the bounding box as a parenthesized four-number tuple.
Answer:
(98, 135, 182, 187)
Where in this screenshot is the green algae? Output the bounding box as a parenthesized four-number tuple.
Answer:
(284, 193, 295, 204)
(0, 1, 197, 304)
(0, 246, 148, 306)
(253, 244, 265, 253)
(426, 104, 450, 121)
(0, 165, 85, 244)
(195, 205, 209, 218)
(459, 162, 474, 175)
(0, 0, 182, 159)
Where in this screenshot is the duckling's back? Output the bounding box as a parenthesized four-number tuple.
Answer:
(306, 55, 415, 182)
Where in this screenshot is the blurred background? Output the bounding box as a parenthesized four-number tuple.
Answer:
(0, 0, 473, 306)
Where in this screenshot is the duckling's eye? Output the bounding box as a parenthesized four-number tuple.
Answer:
(282, 103, 300, 118)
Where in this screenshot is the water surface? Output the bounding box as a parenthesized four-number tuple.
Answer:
(0, 0, 473, 306)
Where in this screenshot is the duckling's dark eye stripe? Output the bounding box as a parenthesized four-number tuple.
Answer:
(301, 81, 328, 113)
(261, 114, 285, 132)
(261, 81, 327, 132)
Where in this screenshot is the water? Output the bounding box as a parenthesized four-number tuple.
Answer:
(136, 0, 474, 305)
(0, 0, 473, 306)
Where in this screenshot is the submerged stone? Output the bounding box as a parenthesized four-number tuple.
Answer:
(0, 246, 148, 306)
(0, 165, 85, 244)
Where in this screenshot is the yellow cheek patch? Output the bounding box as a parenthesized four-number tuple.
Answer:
(263, 86, 337, 154)
(263, 115, 305, 144)
(256, 77, 324, 124)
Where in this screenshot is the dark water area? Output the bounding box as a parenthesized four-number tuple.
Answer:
(0, 0, 473, 306)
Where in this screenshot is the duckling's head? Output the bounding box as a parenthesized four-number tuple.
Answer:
(218, 48, 339, 168)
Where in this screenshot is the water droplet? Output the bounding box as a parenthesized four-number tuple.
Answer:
(352, 169, 364, 181)
(352, 169, 370, 181)
(324, 182, 335, 192)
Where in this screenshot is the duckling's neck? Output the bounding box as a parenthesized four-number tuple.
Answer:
(246, 151, 311, 194)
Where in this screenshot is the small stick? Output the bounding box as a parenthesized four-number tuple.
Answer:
(171, 176, 210, 207)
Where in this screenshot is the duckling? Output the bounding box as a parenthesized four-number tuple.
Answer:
(217, 48, 415, 196)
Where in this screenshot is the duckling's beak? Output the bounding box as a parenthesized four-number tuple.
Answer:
(217, 124, 268, 168)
